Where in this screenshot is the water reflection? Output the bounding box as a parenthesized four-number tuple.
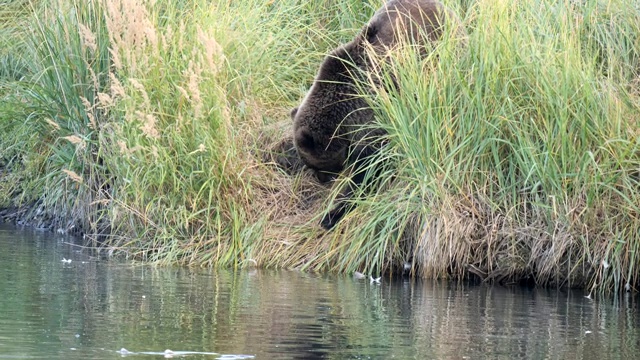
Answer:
(0, 225, 638, 359)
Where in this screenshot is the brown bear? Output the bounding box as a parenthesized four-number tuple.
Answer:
(291, 0, 464, 229)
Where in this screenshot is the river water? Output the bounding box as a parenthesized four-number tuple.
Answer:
(0, 224, 638, 359)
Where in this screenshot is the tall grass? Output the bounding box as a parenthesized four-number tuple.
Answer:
(0, 0, 376, 260)
(327, 0, 640, 292)
(0, 0, 112, 232)
(0, 0, 638, 293)
(96, 0, 379, 264)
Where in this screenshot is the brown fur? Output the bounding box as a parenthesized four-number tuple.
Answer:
(291, 0, 464, 229)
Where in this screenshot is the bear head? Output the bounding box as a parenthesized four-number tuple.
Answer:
(291, 44, 370, 183)
(291, 0, 463, 184)
(363, 0, 451, 52)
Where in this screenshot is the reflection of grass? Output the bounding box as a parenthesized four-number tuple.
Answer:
(0, 0, 638, 292)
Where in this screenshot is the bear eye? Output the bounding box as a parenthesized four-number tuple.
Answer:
(364, 23, 379, 43)
(298, 132, 315, 149)
(295, 128, 315, 150)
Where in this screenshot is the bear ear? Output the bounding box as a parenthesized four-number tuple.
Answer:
(295, 127, 315, 150)
(290, 107, 299, 121)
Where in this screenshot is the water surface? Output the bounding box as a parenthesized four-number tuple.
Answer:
(0, 224, 638, 359)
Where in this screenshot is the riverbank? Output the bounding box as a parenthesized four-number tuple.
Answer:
(1, 0, 638, 293)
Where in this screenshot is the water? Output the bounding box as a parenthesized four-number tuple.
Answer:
(0, 225, 638, 360)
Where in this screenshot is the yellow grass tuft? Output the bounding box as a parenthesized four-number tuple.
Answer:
(78, 22, 97, 52)
(102, 0, 159, 72)
(97, 92, 113, 109)
(109, 72, 126, 98)
(197, 27, 224, 75)
(185, 61, 203, 119)
(45, 118, 61, 131)
(128, 78, 150, 108)
(62, 135, 85, 149)
(62, 169, 83, 184)
(136, 111, 159, 138)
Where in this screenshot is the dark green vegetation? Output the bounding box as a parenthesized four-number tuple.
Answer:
(1, 0, 638, 293)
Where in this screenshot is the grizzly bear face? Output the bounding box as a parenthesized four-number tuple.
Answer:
(291, 44, 371, 183)
(292, 107, 347, 183)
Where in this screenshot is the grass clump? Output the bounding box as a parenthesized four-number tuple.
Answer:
(0, 0, 376, 263)
(0, 0, 112, 231)
(0, 0, 638, 293)
(325, 0, 640, 292)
